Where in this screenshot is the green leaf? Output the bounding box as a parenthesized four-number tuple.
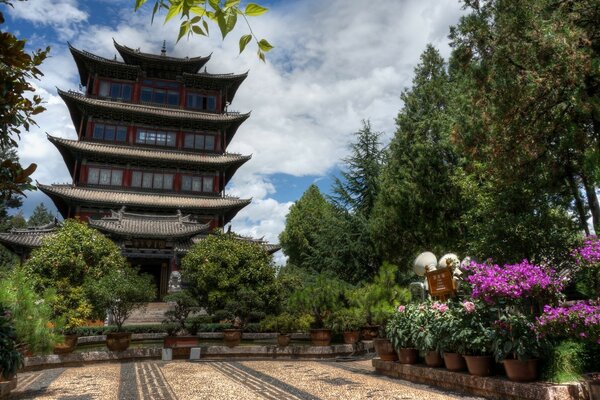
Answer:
(190, 6, 205, 16)
(192, 25, 206, 36)
(190, 15, 202, 23)
(177, 22, 190, 42)
(224, 0, 240, 9)
(202, 19, 209, 34)
(239, 34, 252, 54)
(258, 50, 265, 63)
(165, 1, 184, 23)
(216, 10, 228, 38)
(134, 0, 148, 10)
(208, 0, 220, 11)
(245, 3, 268, 16)
(151, 1, 159, 23)
(258, 38, 273, 52)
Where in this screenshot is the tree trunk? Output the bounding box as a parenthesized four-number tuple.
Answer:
(566, 171, 590, 235)
(581, 171, 600, 234)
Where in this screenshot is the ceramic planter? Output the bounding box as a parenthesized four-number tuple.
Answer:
(277, 333, 291, 347)
(464, 355, 494, 377)
(424, 351, 444, 367)
(163, 335, 199, 348)
(223, 329, 242, 347)
(373, 338, 398, 361)
(53, 334, 78, 355)
(397, 348, 418, 364)
(106, 332, 132, 352)
(360, 325, 380, 340)
(503, 359, 538, 382)
(343, 330, 360, 345)
(443, 352, 467, 372)
(310, 329, 332, 346)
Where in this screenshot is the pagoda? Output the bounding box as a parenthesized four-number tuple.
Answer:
(8, 40, 276, 298)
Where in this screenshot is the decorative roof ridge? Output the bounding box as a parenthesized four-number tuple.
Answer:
(68, 43, 140, 70)
(47, 134, 252, 161)
(57, 89, 251, 120)
(107, 207, 197, 223)
(182, 70, 248, 79)
(113, 39, 211, 63)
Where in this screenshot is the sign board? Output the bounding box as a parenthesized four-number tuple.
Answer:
(425, 268, 455, 297)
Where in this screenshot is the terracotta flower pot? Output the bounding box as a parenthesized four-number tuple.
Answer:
(53, 334, 78, 355)
(343, 330, 360, 345)
(106, 332, 131, 352)
(443, 352, 467, 372)
(163, 335, 199, 348)
(503, 359, 538, 382)
(277, 333, 291, 347)
(397, 348, 418, 364)
(424, 351, 444, 367)
(464, 355, 494, 377)
(223, 329, 242, 347)
(310, 329, 332, 346)
(360, 325, 380, 340)
(373, 338, 398, 361)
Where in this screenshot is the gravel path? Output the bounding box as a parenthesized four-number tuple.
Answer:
(13, 359, 484, 399)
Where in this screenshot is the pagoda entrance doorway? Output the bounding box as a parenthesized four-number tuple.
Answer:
(128, 257, 170, 300)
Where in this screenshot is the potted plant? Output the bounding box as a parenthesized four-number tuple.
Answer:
(85, 266, 155, 351)
(432, 301, 467, 371)
(493, 311, 548, 382)
(162, 290, 200, 349)
(0, 306, 22, 395)
(327, 308, 364, 345)
(289, 272, 348, 346)
(455, 300, 496, 376)
(386, 304, 418, 364)
(413, 301, 448, 367)
(260, 313, 313, 347)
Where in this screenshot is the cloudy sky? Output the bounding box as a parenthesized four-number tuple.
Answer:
(4, 0, 465, 262)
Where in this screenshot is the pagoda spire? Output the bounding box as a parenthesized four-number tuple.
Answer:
(161, 40, 166, 56)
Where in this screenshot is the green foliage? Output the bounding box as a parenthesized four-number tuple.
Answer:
(288, 272, 349, 329)
(492, 310, 549, 362)
(386, 304, 416, 349)
(181, 233, 279, 328)
(326, 308, 364, 333)
(85, 266, 156, 331)
(351, 262, 409, 326)
(27, 203, 54, 227)
(542, 340, 588, 383)
(134, 0, 272, 61)
(0, 305, 22, 379)
(452, 301, 496, 356)
(162, 290, 199, 335)
(0, 267, 58, 354)
(25, 219, 127, 328)
(260, 312, 313, 334)
(371, 45, 463, 268)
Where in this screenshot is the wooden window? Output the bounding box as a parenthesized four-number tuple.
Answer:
(87, 167, 123, 186)
(186, 92, 217, 111)
(136, 128, 176, 147)
(181, 174, 215, 193)
(92, 123, 127, 142)
(140, 79, 180, 106)
(183, 133, 216, 151)
(98, 80, 132, 101)
(131, 171, 174, 190)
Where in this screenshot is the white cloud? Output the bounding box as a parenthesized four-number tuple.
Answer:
(14, 0, 465, 261)
(8, 0, 88, 40)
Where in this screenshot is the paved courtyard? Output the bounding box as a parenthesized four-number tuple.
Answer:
(12, 359, 484, 400)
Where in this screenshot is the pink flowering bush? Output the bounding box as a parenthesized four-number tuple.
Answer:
(535, 301, 600, 345)
(464, 260, 565, 306)
(386, 303, 417, 349)
(411, 301, 449, 352)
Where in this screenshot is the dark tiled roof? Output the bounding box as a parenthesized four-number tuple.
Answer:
(114, 40, 210, 74)
(0, 222, 59, 250)
(69, 44, 140, 85)
(182, 72, 247, 103)
(89, 209, 210, 239)
(48, 135, 251, 171)
(38, 184, 251, 212)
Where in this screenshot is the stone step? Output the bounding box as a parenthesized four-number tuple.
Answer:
(124, 302, 174, 325)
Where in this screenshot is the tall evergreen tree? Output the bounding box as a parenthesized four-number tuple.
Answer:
(27, 203, 54, 227)
(371, 45, 463, 269)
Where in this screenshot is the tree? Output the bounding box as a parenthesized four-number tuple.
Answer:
(27, 203, 54, 227)
(134, 0, 273, 61)
(24, 219, 126, 329)
(371, 45, 463, 269)
(181, 233, 279, 327)
(0, 1, 48, 200)
(279, 184, 334, 272)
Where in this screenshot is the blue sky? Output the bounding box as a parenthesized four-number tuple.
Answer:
(4, 0, 465, 262)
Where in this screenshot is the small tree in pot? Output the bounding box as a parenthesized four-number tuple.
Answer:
(162, 290, 200, 348)
(260, 312, 313, 347)
(327, 307, 365, 344)
(85, 266, 155, 351)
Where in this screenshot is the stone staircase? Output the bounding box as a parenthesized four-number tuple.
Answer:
(124, 302, 174, 325)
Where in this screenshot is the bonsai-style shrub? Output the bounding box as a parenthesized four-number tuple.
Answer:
(0, 267, 58, 354)
(0, 306, 22, 379)
(25, 219, 126, 329)
(162, 290, 199, 335)
(181, 233, 280, 329)
(85, 266, 155, 332)
(352, 262, 410, 329)
(327, 308, 364, 333)
(260, 313, 313, 334)
(288, 272, 348, 329)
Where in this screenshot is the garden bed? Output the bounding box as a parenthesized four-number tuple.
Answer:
(372, 359, 591, 400)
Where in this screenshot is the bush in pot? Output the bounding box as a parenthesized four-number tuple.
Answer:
(327, 307, 365, 344)
(431, 301, 468, 371)
(85, 266, 155, 351)
(386, 304, 418, 364)
(162, 290, 200, 348)
(454, 300, 496, 376)
(260, 313, 313, 346)
(412, 302, 448, 367)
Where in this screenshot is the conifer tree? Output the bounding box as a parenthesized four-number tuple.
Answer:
(27, 203, 54, 227)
